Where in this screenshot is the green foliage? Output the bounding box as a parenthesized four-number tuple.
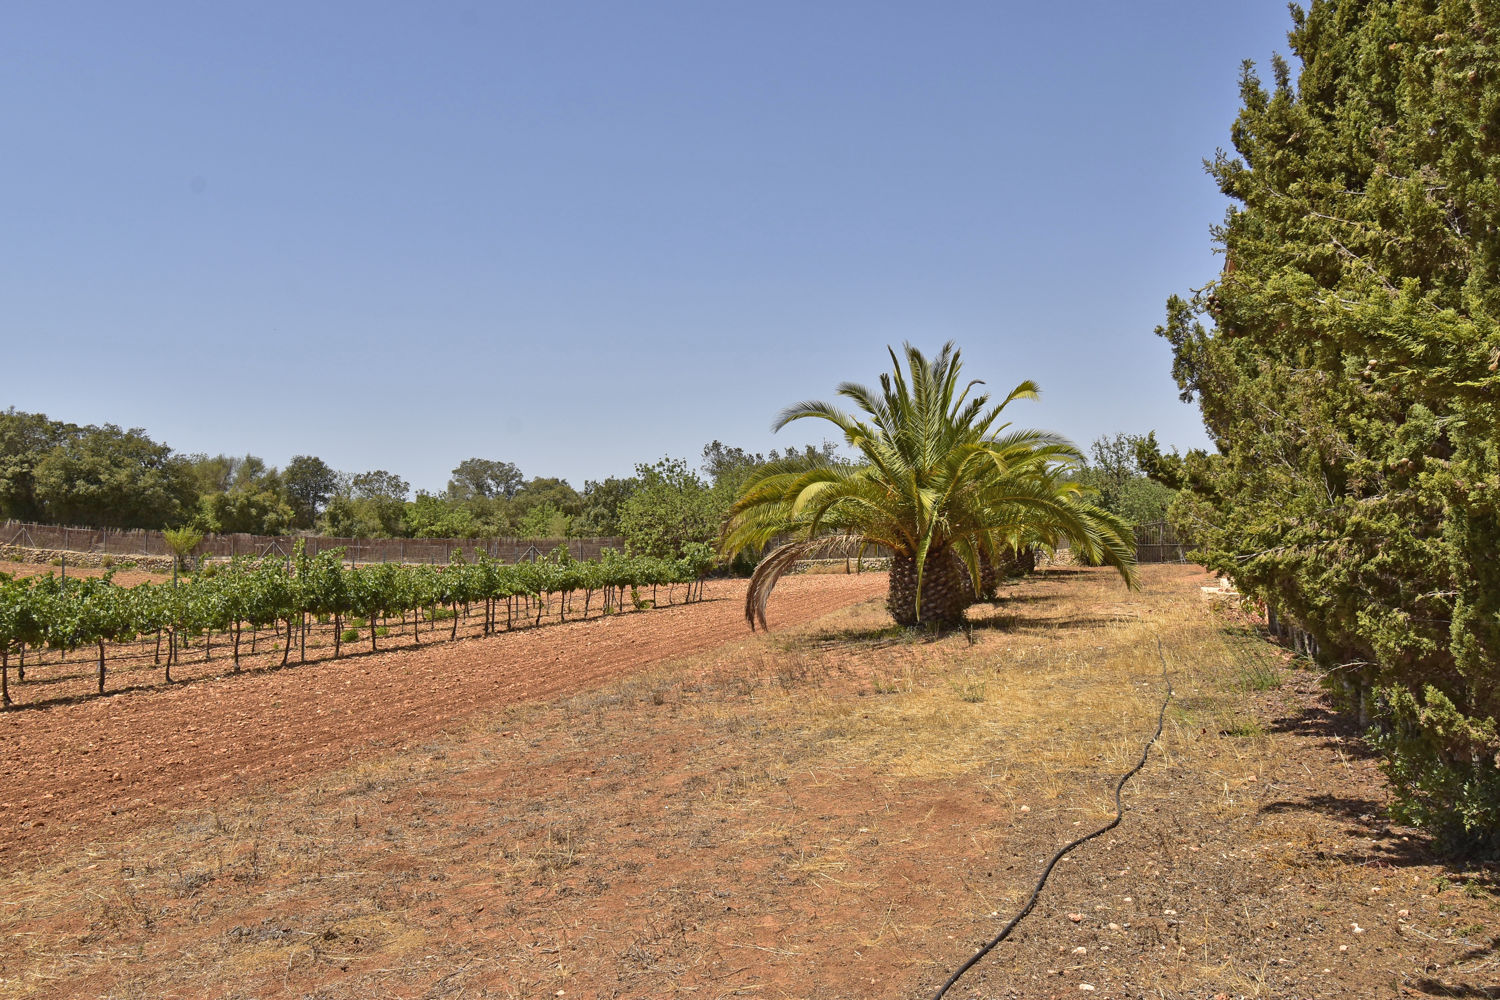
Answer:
(724, 343, 1138, 627)
(282, 455, 338, 530)
(317, 495, 378, 538)
(447, 458, 523, 500)
(195, 487, 295, 535)
(162, 527, 204, 572)
(1157, 1, 1500, 851)
(701, 439, 842, 496)
(517, 501, 570, 539)
(32, 423, 198, 528)
(618, 457, 724, 559)
(1370, 685, 1500, 855)
(404, 492, 481, 538)
(318, 471, 410, 537)
(510, 477, 582, 524)
(183, 453, 300, 535)
(572, 476, 640, 537)
(0, 408, 78, 521)
(1076, 434, 1177, 526)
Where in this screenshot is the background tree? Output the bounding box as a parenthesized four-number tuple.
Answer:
(404, 492, 481, 538)
(700, 439, 845, 572)
(1075, 433, 1176, 526)
(32, 424, 198, 528)
(619, 458, 722, 559)
(183, 453, 237, 497)
(196, 487, 296, 535)
(446, 458, 523, 500)
(702, 439, 843, 495)
(510, 477, 581, 516)
(320, 470, 410, 537)
(0, 409, 77, 521)
(185, 454, 294, 534)
(1153, 1, 1500, 851)
(572, 476, 640, 537)
(517, 501, 570, 539)
(283, 455, 338, 530)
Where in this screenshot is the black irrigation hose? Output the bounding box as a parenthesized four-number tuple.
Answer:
(929, 635, 1176, 1000)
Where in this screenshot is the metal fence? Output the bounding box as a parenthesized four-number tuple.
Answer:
(0, 519, 623, 565)
(1134, 519, 1190, 563)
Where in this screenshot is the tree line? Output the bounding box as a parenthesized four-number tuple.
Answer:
(1, 408, 1167, 562)
(0, 409, 850, 558)
(1153, 1, 1500, 852)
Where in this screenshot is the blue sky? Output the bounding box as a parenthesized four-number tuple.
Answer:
(3, 2, 1295, 494)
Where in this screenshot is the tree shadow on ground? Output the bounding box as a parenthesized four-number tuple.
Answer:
(1257, 792, 1500, 892)
(785, 608, 1133, 649)
(1410, 976, 1500, 997)
(984, 593, 1057, 605)
(970, 613, 1136, 634)
(1263, 695, 1381, 759)
(778, 624, 945, 651)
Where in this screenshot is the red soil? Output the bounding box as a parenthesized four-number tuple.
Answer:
(0, 572, 887, 865)
(2, 561, 170, 587)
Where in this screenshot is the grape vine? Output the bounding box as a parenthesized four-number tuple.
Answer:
(0, 542, 717, 708)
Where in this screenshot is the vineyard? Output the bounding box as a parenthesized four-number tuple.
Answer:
(0, 542, 716, 709)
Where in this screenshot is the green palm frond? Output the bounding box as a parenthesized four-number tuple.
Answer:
(723, 343, 1140, 627)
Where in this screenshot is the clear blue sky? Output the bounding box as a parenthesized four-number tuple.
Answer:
(3, 2, 1294, 494)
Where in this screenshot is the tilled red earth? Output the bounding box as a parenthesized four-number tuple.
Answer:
(2, 560, 170, 588)
(0, 573, 886, 864)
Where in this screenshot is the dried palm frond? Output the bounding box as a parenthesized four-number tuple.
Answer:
(745, 539, 822, 630)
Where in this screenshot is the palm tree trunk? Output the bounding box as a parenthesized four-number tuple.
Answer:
(888, 550, 972, 628)
(978, 553, 999, 601)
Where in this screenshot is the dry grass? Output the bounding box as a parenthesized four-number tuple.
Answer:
(7, 563, 1481, 1000)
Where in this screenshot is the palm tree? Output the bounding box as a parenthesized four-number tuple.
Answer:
(722, 343, 1137, 629)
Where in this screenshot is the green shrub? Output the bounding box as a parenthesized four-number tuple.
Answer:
(341, 628, 361, 643)
(1370, 686, 1500, 856)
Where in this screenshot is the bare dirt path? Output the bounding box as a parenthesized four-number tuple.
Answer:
(0, 572, 886, 865)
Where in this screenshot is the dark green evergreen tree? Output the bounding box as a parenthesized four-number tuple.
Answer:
(0, 409, 77, 521)
(32, 424, 198, 529)
(1156, 0, 1500, 851)
(283, 455, 338, 530)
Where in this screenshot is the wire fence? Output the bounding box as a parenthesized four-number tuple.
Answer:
(1133, 520, 1190, 563)
(5, 517, 1191, 566)
(0, 520, 624, 566)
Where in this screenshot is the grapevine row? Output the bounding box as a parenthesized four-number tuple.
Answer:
(0, 541, 717, 708)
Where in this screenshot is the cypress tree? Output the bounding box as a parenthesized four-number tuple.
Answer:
(1156, 0, 1500, 851)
